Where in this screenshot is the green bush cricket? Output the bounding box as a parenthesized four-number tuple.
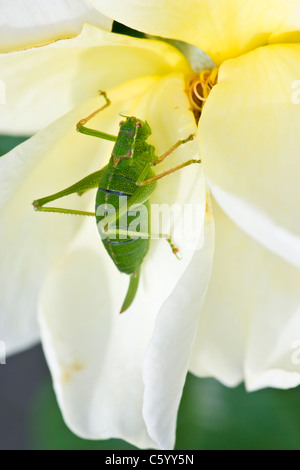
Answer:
(33, 91, 201, 313)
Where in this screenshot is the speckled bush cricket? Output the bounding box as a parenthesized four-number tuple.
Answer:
(33, 91, 200, 313)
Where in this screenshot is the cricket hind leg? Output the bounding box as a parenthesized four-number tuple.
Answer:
(33, 167, 107, 216)
(76, 90, 117, 142)
(166, 237, 181, 260)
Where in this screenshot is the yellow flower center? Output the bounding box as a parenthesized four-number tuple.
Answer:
(187, 67, 219, 121)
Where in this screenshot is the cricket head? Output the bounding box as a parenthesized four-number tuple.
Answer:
(112, 115, 153, 167)
(119, 115, 152, 141)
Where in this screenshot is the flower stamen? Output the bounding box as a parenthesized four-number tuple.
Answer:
(187, 67, 219, 121)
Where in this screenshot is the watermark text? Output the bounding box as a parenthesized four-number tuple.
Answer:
(96, 198, 204, 251)
(0, 80, 6, 104)
(291, 340, 300, 366)
(292, 80, 300, 105)
(0, 341, 6, 365)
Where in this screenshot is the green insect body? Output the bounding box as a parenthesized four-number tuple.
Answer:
(96, 117, 156, 280)
(33, 91, 200, 313)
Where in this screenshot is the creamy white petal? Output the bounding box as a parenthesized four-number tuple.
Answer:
(270, 5, 300, 44)
(38, 74, 206, 446)
(38, 221, 158, 448)
(0, 92, 125, 355)
(190, 200, 300, 390)
(199, 44, 300, 261)
(0, 25, 189, 135)
(90, 0, 300, 63)
(209, 180, 300, 269)
(143, 190, 214, 450)
(0, 0, 112, 52)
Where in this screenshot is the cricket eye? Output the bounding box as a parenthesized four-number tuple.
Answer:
(119, 120, 125, 126)
(136, 121, 142, 128)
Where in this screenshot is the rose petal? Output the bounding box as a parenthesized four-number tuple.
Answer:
(38, 221, 158, 448)
(208, 180, 300, 269)
(38, 74, 206, 447)
(143, 190, 214, 450)
(270, 5, 300, 44)
(0, 24, 189, 134)
(0, 86, 139, 354)
(0, 0, 112, 53)
(90, 0, 300, 63)
(190, 200, 300, 390)
(199, 44, 300, 262)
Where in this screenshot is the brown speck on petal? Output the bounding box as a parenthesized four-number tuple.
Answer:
(61, 362, 85, 384)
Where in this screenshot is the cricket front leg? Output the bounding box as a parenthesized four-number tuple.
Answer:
(137, 159, 201, 186)
(153, 133, 196, 165)
(76, 91, 117, 142)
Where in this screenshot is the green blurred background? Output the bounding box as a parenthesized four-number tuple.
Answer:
(1, 134, 300, 450)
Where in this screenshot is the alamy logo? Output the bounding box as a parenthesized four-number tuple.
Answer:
(96, 198, 204, 250)
(291, 80, 300, 105)
(0, 80, 6, 104)
(291, 340, 300, 366)
(0, 341, 6, 365)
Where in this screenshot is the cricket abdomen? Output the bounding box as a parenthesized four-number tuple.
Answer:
(95, 165, 151, 275)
